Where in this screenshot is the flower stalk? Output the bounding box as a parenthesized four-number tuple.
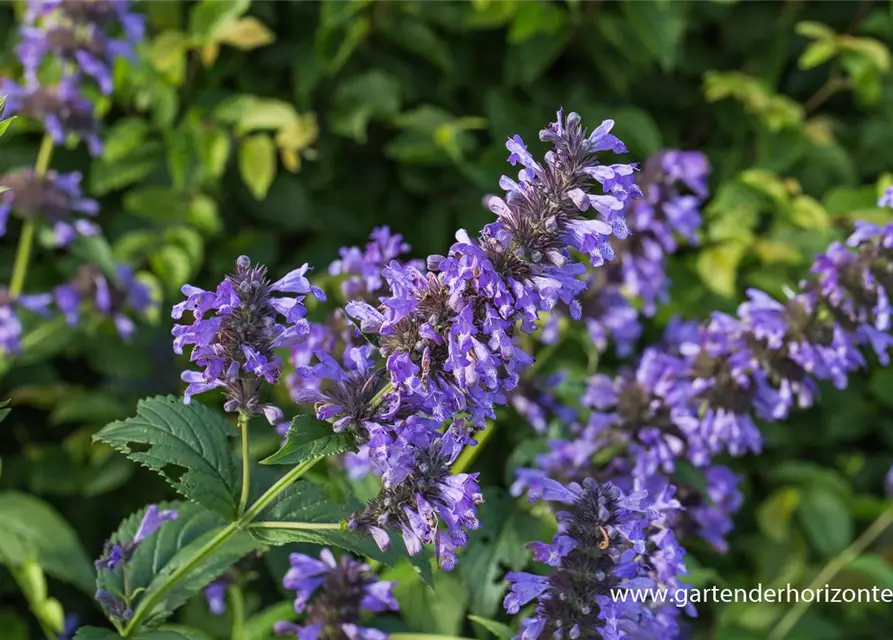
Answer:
(8, 133, 53, 298)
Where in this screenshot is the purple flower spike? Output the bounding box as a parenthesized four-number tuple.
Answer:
(277, 549, 397, 640)
(172, 256, 323, 422)
(345, 110, 640, 428)
(53, 263, 155, 338)
(504, 478, 676, 640)
(348, 420, 482, 570)
(19, 0, 145, 95)
(95, 589, 133, 624)
(0, 168, 100, 246)
(537, 147, 709, 359)
(1, 77, 102, 155)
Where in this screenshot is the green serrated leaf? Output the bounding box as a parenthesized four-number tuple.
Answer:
(93, 396, 241, 518)
(0, 491, 94, 593)
(98, 502, 262, 630)
(261, 414, 352, 465)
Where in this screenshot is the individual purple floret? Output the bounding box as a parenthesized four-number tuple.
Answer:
(348, 419, 483, 570)
(171, 256, 325, 423)
(94, 504, 178, 572)
(289, 227, 420, 404)
(204, 576, 230, 616)
(505, 478, 674, 640)
(0, 77, 102, 155)
(54, 263, 155, 339)
(57, 613, 80, 640)
(345, 110, 639, 429)
(19, 0, 145, 95)
(0, 168, 99, 245)
(0, 288, 52, 355)
(275, 548, 398, 640)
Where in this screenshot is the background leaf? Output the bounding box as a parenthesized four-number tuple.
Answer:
(0, 492, 94, 593)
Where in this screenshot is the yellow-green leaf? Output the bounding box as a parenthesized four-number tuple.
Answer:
(239, 134, 277, 199)
(215, 16, 275, 49)
(799, 40, 837, 69)
(696, 241, 747, 297)
(790, 194, 830, 228)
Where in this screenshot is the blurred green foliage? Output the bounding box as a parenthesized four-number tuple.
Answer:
(2, 1, 893, 639)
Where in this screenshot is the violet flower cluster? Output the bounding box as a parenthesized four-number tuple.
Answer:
(537, 149, 709, 359)
(514, 212, 893, 578)
(54, 263, 154, 340)
(0, 167, 99, 246)
(345, 111, 638, 428)
(504, 478, 688, 640)
(275, 548, 398, 640)
(287, 111, 640, 568)
(94, 505, 178, 623)
(0, 1, 152, 356)
(5, 0, 143, 152)
(286, 226, 420, 476)
(172, 256, 325, 422)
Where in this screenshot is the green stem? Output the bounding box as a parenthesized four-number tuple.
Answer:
(249, 521, 341, 530)
(123, 522, 239, 636)
(9, 566, 59, 640)
(123, 457, 322, 636)
(452, 421, 496, 475)
(9, 134, 54, 299)
(229, 583, 245, 640)
(242, 457, 320, 522)
(238, 411, 251, 516)
(768, 504, 893, 640)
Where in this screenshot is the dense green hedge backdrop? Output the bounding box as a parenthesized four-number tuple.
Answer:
(2, 1, 893, 639)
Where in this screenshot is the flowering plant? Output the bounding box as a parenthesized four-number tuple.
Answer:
(2, 3, 893, 640)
